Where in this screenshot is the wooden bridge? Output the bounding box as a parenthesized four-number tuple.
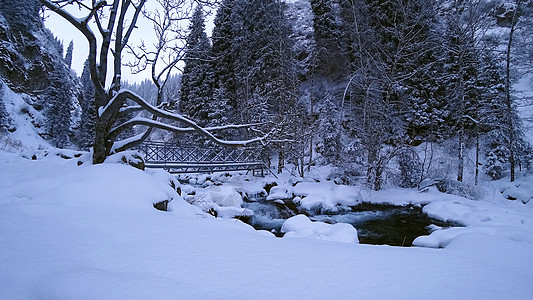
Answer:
(137, 142, 267, 176)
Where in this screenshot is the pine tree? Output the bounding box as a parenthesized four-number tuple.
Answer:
(211, 0, 302, 171)
(211, 0, 300, 126)
(0, 82, 11, 133)
(179, 4, 213, 128)
(310, 0, 346, 79)
(78, 59, 96, 150)
(45, 68, 72, 148)
(211, 0, 237, 116)
(316, 92, 340, 164)
(65, 40, 73, 69)
(441, 0, 487, 182)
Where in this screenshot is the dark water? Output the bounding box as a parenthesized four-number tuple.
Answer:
(242, 201, 460, 247)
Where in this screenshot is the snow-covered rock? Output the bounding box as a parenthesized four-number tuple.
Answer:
(281, 214, 359, 244)
(293, 182, 362, 212)
(500, 176, 533, 204)
(215, 206, 254, 219)
(206, 185, 243, 207)
(266, 185, 293, 201)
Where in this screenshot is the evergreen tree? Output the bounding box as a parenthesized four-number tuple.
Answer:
(65, 40, 73, 69)
(441, 0, 487, 182)
(316, 92, 340, 164)
(179, 4, 213, 127)
(210, 0, 301, 170)
(397, 147, 421, 188)
(310, 0, 346, 79)
(211, 0, 237, 118)
(78, 59, 96, 150)
(45, 68, 72, 148)
(0, 82, 11, 133)
(211, 0, 300, 126)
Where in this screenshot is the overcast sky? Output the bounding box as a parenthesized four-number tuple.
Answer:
(44, 2, 216, 85)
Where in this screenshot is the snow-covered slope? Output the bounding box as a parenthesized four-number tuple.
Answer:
(0, 81, 51, 156)
(1, 152, 532, 299)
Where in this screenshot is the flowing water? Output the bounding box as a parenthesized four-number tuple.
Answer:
(242, 201, 460, 247)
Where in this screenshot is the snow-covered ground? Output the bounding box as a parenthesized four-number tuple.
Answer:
(1, 151, 533, 299)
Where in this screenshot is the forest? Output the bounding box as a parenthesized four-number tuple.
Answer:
(1, 1, 533, 298)
(1, 0, 532, 190)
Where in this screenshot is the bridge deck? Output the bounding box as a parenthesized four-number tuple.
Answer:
(138, 142, 266, 176)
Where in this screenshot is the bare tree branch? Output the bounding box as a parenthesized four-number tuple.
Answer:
(103, 90, 269, 147)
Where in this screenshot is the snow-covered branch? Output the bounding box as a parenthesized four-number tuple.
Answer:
(104, 90, 269, 147)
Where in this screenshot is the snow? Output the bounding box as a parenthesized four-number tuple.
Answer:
(293, 181, 362, 212)
(266, 185, 293, 200)
(1, 152, 533, 299)
(0, 82, 51, 156)
(281, 214, 359, 244)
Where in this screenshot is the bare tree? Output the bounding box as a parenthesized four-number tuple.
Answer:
(41, 0, 269, 164)
(504, 0, 523, 182)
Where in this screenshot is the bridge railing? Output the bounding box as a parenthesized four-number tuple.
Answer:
(137, 142, 267, 175)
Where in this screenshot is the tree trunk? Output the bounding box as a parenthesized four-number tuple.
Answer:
(505, 0, 522, 182)
(457, 128, 464, 182)
(475, 133, 479, 185)
(277, 149, 284, 174)
(93, 119, 108, 164)
(92, 91, 111, 164)
(308, 135, 313, 172)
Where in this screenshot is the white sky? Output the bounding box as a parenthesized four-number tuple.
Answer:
(43, 2, 216, 84)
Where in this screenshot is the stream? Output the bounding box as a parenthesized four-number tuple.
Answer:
(242, 200, 460, 247)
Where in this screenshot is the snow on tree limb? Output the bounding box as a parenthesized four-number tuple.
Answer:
(104, 90, 272, 147)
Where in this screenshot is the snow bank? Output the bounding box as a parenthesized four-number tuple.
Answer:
(0, 151, 198, 217)
(413, 225, 533, 248)
(281, 214, 359, 244)
(1, 152, 533, 299)
(414, 193, 533, 248)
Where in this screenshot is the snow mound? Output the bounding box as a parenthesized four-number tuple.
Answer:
(182, 184, 253, 219)
(0, 152, 199, 218)
(499, 175, 533, 204)
(266, 185, 293, 201)
(413, 225, 533, 248)
(281, 214, 359, 244)
(293, 182, 362, 212)
(206, 185, 243, 207)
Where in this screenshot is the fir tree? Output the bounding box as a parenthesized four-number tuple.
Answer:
(0, 82, 11, 133)
(78, 59, 96, 150)
(211, 0, 237, 116)
(316, 92, 340, 164)
(65, 40, 73, 69)
(45, 68, 72, 148)
(179, 4, 213, 127)
(310, 0, 346, 79)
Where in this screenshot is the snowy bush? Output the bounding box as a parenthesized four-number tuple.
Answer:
(500, 176, 533, 204)
(484, 143, 508, 180)
(436, 179, 484, 200)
